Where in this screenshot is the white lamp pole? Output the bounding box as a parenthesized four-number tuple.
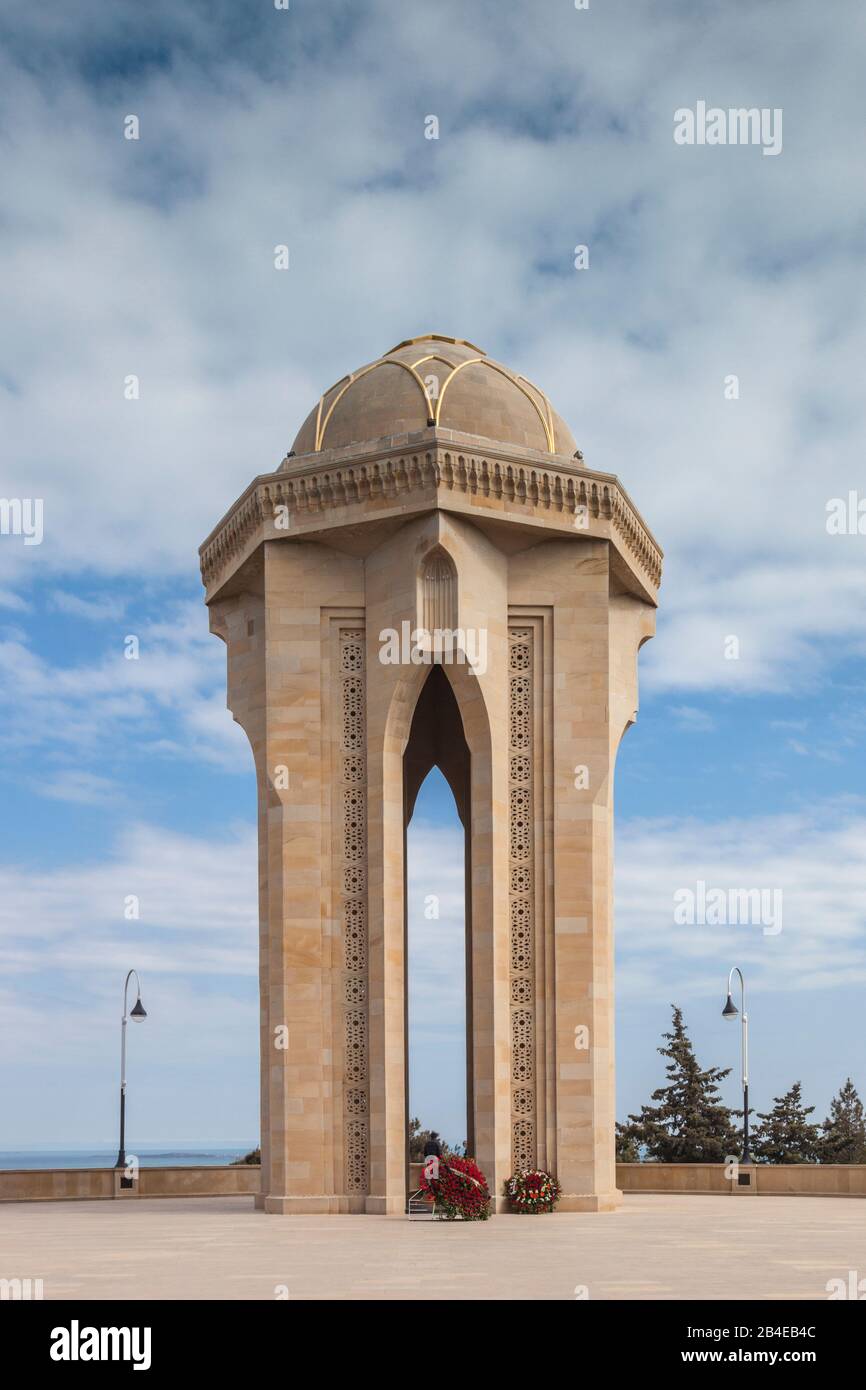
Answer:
(722, 966, 751, 1164)
(114, 969, 147, 1169)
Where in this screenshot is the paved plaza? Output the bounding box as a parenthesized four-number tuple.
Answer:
(3, 1194, 865, 1300)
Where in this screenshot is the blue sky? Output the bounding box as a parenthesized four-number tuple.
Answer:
(1, 0, 865, 1152)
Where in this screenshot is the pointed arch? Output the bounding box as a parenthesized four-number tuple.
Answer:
(419, 545, 458, 638)
(379, 652, 496, 1193)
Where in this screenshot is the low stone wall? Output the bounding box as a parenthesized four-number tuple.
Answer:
(617, 1163, 866, 1197)
(4, 1162, 862, 1204)
(0, 1166, 262, 1203)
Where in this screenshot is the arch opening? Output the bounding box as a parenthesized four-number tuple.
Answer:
(403, 665, 473, 1184)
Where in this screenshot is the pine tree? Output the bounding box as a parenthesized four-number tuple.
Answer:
(618, 1005, 738, 1162)
(819, 1078, 866, 1164)
(751, 1082, 820, 1164)
(614, 1125, 642, 1162)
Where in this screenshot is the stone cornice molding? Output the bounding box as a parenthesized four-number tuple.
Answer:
(199, 430, 663, 602)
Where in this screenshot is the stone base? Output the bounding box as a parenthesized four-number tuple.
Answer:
(262, 1194, 367, 1215)
(557, 1190, 621, 1213)
(261, 1191, 622, 1215)
(364, 1194, 409, 1216)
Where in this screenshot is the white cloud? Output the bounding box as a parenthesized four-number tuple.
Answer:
(0, 2, 863, 696)
(407, 800, 866, 1033)
(0, 598, 249, 772)
(670, 704, 716, 733)
(35, 769, 119, 805)
(407, 819, 466, 1038)
(0, 587, 28, 610)
(0, 821, 258, 982)
(48, 590, 126, 621)
(615, 801, 866, 998)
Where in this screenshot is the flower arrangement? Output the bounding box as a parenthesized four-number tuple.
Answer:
(504, 1169, 562, 1213)
(419, 1154, 491, 1220)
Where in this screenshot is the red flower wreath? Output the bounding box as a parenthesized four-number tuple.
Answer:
(419, 1154, 492, 1221)
(504, 1169, 562, 1213)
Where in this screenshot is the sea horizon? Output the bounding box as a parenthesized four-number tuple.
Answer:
(0, 1142, 259, 1171)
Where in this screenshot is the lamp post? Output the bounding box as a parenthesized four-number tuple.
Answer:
(115, 969, 147, 1170)
(722, 966, 751, 1164)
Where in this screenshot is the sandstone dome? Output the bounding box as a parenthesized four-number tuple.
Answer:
(289, 334, 578, 459)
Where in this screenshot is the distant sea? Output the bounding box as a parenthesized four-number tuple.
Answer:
(0, 1144, 258, 1171)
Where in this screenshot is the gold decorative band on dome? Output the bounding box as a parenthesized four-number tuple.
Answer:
(517, 375, 555, 456)
(310, 343, 559, 454)
(432, 357, 555, 453)
(314, 359, 436, 451)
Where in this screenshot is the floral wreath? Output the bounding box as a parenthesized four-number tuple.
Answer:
(504, 1169, 562, 1213)
(419, 1154, 491, 1221)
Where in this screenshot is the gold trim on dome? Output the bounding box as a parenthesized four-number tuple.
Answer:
(434, 358, 555, 452)
(315, 358, 435, 450)
(308, 340, 559, 454)
(516, 375, 555, 449)
(409, 353, 458, 372)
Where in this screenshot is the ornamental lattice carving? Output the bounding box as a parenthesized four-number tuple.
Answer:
(339, 629, 369, 1191)
(345, 1009, 368, 1083)
(512, 1120, 535, 1174)
(513, 1088, 534, 1116)
(346, 1119, 369, 1192)
(511, 1008, 534, 1083)
(509, 625, 537, 1172)
(345, 1088, 367, 1115)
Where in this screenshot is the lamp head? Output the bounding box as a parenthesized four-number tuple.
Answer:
(130, 997, 147, 1022)
(722, 994, 738, 1019)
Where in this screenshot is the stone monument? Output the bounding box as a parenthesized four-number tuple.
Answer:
(200, 334, 662, 1213)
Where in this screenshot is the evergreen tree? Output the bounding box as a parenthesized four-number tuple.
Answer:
(751, 1082, 820, 1164)
(618, 1006, 738, 1162)
(614, 1125, 642, 1162)
(819, 1078, 866, 1164)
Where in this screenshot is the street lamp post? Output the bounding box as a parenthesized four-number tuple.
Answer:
(115, 969, 147, 1170)
(722, 965, 751, 1164)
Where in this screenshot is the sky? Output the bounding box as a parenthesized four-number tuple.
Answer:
(1, 0, 865, 1152)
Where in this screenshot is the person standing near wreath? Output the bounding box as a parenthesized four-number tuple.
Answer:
(422, 1131, 442, 1181)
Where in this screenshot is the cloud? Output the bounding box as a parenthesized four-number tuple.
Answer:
(406, 800, 866, 1041)
(0, 1, 863, 697)
(0, 820, 258, 982)
(670, 704, 716, 733)
(615, 800, 866, 998)
(0, 587, 28, 610)
(406, 819, 466, 1037)
(48, 590, 126, 621)
(35, 769, 119, 805)
(0, 598, 249, 772)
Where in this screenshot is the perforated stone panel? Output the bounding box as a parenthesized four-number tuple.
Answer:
(508, 627, 537, 1174)
(339, 629, 369, 1192)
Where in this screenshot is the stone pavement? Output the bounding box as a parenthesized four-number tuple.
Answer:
(2, 1194, 864, 1301)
